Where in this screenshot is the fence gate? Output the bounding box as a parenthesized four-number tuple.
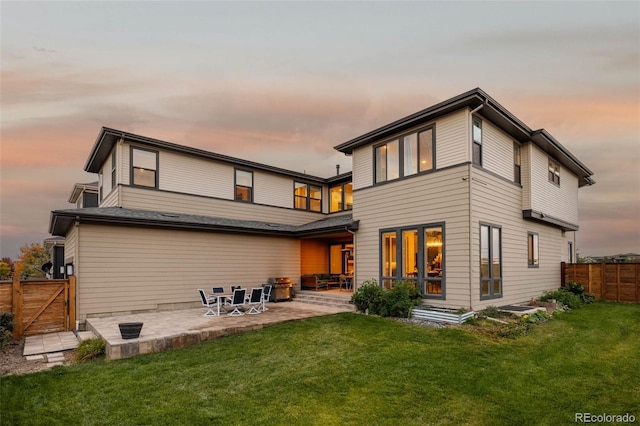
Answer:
(0, 275, 76, 338)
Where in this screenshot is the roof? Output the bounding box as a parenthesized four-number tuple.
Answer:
(334, 88, 595, 187)
(85, 128, 351, 184)
(68, 182, 99, 203)
(49, 207, 358, 238)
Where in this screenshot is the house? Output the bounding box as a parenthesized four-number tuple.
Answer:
(49, 88, 594, 327)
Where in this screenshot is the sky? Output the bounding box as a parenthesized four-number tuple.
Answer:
(1, 1, 639, 260)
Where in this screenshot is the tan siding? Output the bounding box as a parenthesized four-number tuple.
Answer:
(121, 142, 130, 185)
(529, 144, 579, 224)
(470, 168, 564, 310)
(353, 165, 471, 308)
(160, 150, 232, 199)
(352, 145, 372, 191)
(482, 118, 514, 181)
(521, 142, 532, 210)
(254, 171, 294, 208)
(100, 186, 119, 207)
(75, 224, 300, 319)
(436, 109, 468, 169)
(120, 186, 322, 225)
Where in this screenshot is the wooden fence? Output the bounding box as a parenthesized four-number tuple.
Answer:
(561, 262, 640, 303)
(0, 275, 76, 339)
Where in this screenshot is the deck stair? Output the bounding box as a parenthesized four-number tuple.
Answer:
(293, 291, 356, 311)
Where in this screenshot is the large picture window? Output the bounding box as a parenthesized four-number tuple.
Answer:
(294, 182, 322, 212)
(375, 126, 435, 184)
(480, 223, 502, 299)
(235, 169, 253, 202)
(131, 147, 158, 188)
(380, 223, 445, 298)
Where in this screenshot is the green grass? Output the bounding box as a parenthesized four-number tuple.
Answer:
(2, 302, 639, 425)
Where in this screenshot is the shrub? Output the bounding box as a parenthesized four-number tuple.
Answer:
(520, 310, 551, 324)
(540, 289, 583, 309)
(566, 281, 596, 304)
(377, 281, 422, 318)
(0, 312, 15, 350)
(351, 279, 384, 313)
(74, 337, 106, 362)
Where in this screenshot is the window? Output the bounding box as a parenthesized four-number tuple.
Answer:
(528, 232, 539, 267)
(548, 159, 560, 185)
(375, 127, 435, 184)
(111, 149, 117, 189)
(131, 147, 158, 188)
(330, 182, 353, 212)
(568, 242, 574, 263)
(235, 169, 253, 202)
(514, 143, 521, 184)
(472, 118, 482, 166)
(480, 223, 502, 299)
(380, 223, 445, 298)
(294, 182, 322, 212)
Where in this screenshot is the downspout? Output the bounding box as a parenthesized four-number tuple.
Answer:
(346, 226, 357, 291)
(467, 99, 486, 309)
(74, 216, 81, 331)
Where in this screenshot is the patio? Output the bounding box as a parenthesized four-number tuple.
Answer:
(86, 300, 354, 360)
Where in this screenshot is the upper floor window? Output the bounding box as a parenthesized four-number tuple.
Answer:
(111, 149, 117, 189)
(472, 118, 482, 166)
(548, 159, 560, 185)
(375, 126, 435, 184)
(329, 182, 353, 213)
(131, 147, 158, 188)
(294, 182, 322, 212)
(528, 232, 539, 267)
(235, 169, 253, 202)
(514, 143, 521, 184)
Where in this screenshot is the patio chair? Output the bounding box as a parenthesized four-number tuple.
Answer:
(261, 284, 272, 311)
(246, 287, 264, 315)
(225, 288, 246, 316)
(231, 285, 243, 292)
(198, 289, 217, 316)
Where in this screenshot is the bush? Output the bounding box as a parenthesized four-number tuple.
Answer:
(540, 289, 583, 309)
(0, 312, 15, 350)
(74, 337, 106, 362)
(352, 279, 422, 318)
(351, 279, 384, 313)
(566, 281, 596, 304)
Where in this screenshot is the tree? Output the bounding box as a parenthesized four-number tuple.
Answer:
(0, 262, 10, 280)
(15, 243, 50, 279)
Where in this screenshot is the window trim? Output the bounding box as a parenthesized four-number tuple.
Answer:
(548, 158, 560, 186)
(472, 117, 482, 166)
(130, 146, 159, 189)
(513, 142, 521, 184)
(373, 124, 436, 185)
(110, 149, 117, 190)
(294, 181, 322, 212)
(480, 222, 502, 300)
(379, 222, 446, 299)
(329, 182, 353, 213)
(528, 232, 539, 268)
(234, 169, 253, 203)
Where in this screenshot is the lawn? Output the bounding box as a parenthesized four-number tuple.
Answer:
(2, 302, 639, 425)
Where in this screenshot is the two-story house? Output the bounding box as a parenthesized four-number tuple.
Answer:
(49, 88, 594, 326)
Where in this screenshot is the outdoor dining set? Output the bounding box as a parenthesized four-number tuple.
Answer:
(197, 285, 272, 317)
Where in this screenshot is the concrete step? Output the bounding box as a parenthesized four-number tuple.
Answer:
(293, 292, 356, 311)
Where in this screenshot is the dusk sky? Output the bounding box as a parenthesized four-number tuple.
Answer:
(1, 1, 639, 260)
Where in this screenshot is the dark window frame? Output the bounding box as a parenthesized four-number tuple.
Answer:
(329, 182, 353, 213)
(130, 146, 159, 189)
(234, 169, 254, 203)
(379, 222, 446, 299)
(513, 142, 521, 184)
(373, 125, 436, 185)
(111, 149, 117, 190)
(528, 232, 539, 268)
(548, 159, 560, 186)
(294, 181, 322, 212)
(472, 117, 482, 166)
(480, 222, 502, 300)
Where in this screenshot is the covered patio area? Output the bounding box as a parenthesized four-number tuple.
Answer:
(86, 300, 353, 360)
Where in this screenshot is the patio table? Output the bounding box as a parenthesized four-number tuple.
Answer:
(206, 293, 232, 316)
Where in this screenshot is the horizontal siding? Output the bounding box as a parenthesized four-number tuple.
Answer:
(75, 224, 300, 319)
(160, 149, 231, 199)
(482, 117, 514, 182)
(436, 109, 468, 169)
(529, 144, 579, 224)
(353, 165, 471, 308)
(521, 142, 532, 210)
(352, 144, 372, 191)
(120, 186, 322, 225)
(254, 171, 294, 208)
(100, 187, 119, 207)
(470, 168, 564, 310)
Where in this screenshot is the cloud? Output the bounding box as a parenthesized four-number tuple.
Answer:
(32, 46, 56, 53)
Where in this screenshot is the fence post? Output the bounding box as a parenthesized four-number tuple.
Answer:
(12, 273, 23, 339)
(69, 276, 76, 331)
(561, 262, 566, 287)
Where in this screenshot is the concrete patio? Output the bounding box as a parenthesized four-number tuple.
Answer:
(86, 300, 354, 360)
